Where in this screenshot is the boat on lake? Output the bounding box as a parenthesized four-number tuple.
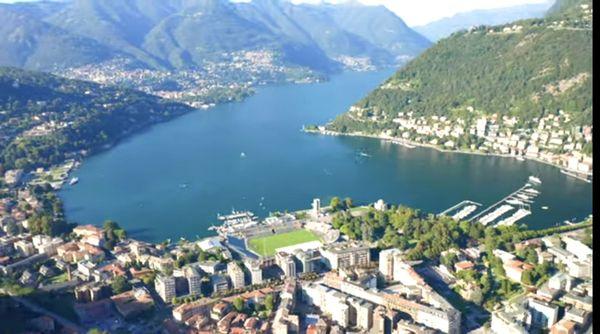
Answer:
(528, 175, 542, 184)
(69, 177, 79, 185)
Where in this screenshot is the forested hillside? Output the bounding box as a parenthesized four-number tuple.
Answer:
(328, 0, 592, 134)
(0, 67, 192, 172)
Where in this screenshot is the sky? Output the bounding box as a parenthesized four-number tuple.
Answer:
(290, 0, 552, 26)
(0, 0, 553, 26)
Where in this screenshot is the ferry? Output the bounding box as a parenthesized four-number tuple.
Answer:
(528, 176, 542, 184)
(69, 177, 79, 186)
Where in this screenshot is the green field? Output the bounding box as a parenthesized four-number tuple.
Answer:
(247, 229, 320, 256)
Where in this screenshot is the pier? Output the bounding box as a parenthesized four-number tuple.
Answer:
(438, 200, 482, 217)
(467, 181, 539, 226)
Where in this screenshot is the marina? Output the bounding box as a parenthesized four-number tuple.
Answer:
(440, 176, 544, 227)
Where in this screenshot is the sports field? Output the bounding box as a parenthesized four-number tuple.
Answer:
(247, 229, 320, 256)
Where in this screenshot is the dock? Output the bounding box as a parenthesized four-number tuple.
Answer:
(467, 180, 540, 226)
(439, 200, 482, 216)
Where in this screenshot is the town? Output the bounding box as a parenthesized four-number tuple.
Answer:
(315, 105, 593, 183)
(54, 50, 327, 109)
(0, 168, 593, 334)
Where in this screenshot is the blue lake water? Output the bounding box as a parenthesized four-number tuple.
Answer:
(59, 70, 593, 242)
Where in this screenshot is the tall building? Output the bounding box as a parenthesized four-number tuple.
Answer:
(184, 266, 202, 296)
(155, 275, 176, 303)
(527, 298, 559, 329)
(295, 249, 321, 273)
(320, 242, 370, 270)
(311, 198, 321, 218)
(245, 259, 263, 285)
(227, 261, 246, 289)
(276, 252, 297, 278)
(379, 248, 401, 280)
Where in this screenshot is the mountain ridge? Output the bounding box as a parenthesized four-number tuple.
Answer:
(0, 0, 431, 73)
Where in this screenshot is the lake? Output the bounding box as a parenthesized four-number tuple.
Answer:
(59, 70, 593, 242)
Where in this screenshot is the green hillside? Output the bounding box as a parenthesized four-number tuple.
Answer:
(0, 67, 192, 171)
(327, 0, 592, 134)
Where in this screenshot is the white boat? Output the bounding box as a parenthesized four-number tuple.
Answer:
(69, 177, 79, 185)
(528, 176, 542, 184)
(524, 188, 540, 195)
(240, 152, 246, 158)
(515, 156, 525, 161)
(541, 206, 549, 210)
(506, 199, 524, 205)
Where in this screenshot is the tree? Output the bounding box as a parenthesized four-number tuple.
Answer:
(264, 294, 274, 311)
(330, 197, 342, 212)
(344, 197, 354, 209)
(521, 269, 535, 286)
(111, 276, 131, 294)
(233, 297, 244, 312)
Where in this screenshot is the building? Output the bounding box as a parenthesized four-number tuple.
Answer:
(527, 298, 559, 329)
(320, 242, 370, 270)
(491, 309, 528, 334)
(111, 288, 154, 319)
(245, 259, 263, 285)
(562, 236, 592, 260)
(276, 252, 297, 278)
(227, 261, 246, 289)
(504, 260, 534, 283)
(72, 225, 105, 247)
(295, 249, 321, 273)
(311, 198, 321, 218)
(211, 275, 229, 294)
(155, 275, 176, 303)
(374, 199, 387, 211)
(379, 248, 401, 280)
(184, 266, 202, 296)
(4, 169, 24, 186)
(550, 319, 577, 334)
(454, 261, 475, 272)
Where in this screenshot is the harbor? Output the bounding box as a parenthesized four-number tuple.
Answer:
(440, 176, 544, 227)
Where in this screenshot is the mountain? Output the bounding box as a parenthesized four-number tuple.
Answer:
(327, 0, 592, 132)
(0, 4, 117, 70)
(0, 0, 430, 73)
(0, 66, 192, 171)
(414, 1, 554, 42)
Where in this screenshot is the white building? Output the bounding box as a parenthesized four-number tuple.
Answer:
(527, 298, 559, 329)
(155, 275, 176, 302)
(227, 261, 246, 289)
(378, 248, 401, 280)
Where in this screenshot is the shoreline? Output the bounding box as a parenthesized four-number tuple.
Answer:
(305, 129, 593, 181)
